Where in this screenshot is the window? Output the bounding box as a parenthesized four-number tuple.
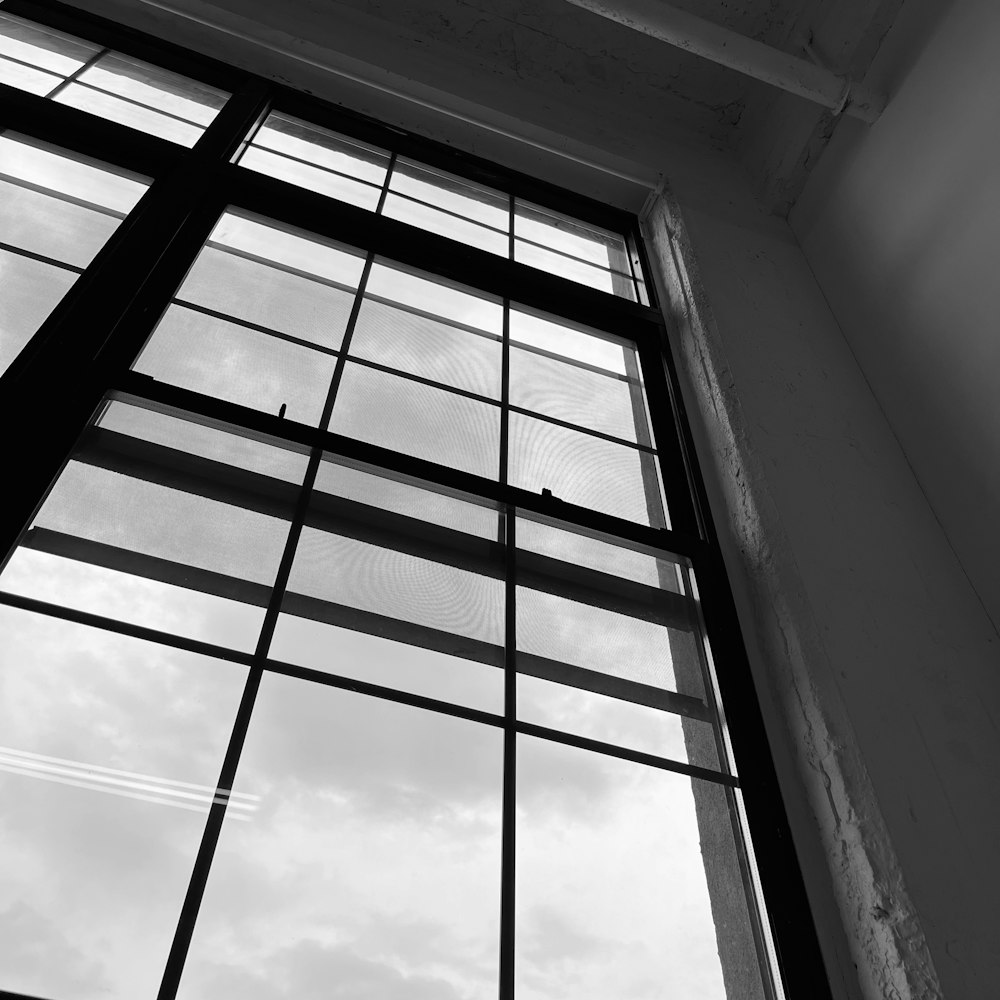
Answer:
(0, 4, 830, 1000)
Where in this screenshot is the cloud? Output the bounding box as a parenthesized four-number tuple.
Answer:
(0, 901, 111, 998)
(183, 939, 471, 1000)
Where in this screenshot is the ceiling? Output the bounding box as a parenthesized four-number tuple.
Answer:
(70, 0, 906, 214)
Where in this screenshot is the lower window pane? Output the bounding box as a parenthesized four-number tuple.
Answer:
(0, 250, 75, 375)
(516, 736, 764, 1000)
(0, 606, 248, 999)
(178, 673, 503, 998)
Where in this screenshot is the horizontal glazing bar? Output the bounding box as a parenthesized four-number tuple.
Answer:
(203, 238, 363, 296)
(0, 168, 129, 219)
(0, 240, 85, 274)
(0, 49, 63, 77)
(168, 300, 344, 358)
(240, 140, 385, 191)
(0, 587, 255, 668)
(386, 187, 510, 240)
(112, 376, 705, 558)
(514, 232, 636, 282)
(69, 77, 205, 128)
(360, 290, 503, 343)
(515, 720, 737, 786)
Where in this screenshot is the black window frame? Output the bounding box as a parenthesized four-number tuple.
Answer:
(0, 2, 833, 999)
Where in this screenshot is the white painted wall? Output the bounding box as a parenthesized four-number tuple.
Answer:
(793, 0, 1000, 634)
(787, 6, 1000, 990)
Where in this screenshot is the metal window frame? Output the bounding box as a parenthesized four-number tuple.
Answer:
(0, 2, 833, 999)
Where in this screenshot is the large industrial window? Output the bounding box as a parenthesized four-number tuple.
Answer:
(0, 3, 831, 1000)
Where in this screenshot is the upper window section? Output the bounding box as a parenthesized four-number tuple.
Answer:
(0, 12, 228, 146)
(237, 111, 391, 211)
(237, 111, 646, 303)
(0, 133, 148, 377)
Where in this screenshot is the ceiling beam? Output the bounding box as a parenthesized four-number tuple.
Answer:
(561, 0, 887, 122)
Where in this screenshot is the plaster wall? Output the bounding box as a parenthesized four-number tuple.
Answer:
(792, 0, 1000, 635)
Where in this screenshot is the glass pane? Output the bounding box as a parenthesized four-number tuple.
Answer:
(78, 52, 226, 125)
(330, 362, 501, 478)
(384, 192, 508, 255)
(98, 401, 310, 484)
(0, 134, 148, 215)
(518, 515, 682, 592)
(365, 261, 503, 336)
(516, 584, 705, 699)
(516, 202, 629, 270)
(315, 457, 500, 539)
(0, 405, 302, 651)
(135, 304, 338, 426)
(270, 458, 504, 710)
(0, 136, 147, 378)
(0, 251, 75, 374)
(240, 111, 390, 208)
(516, 737, 764, 1000)
(349, 296, 502, 398)
(55, 83, 204, 145)
(515, 239, 634, 299)
(511, 345, 644, 442)
(239, 145, 383, 210)
(0, 56, 60, 94)
(0, 178, 119, 266)
(509, 412, 665, 525)
(510, 308, 629, 374)
(177, 674, 502, 999)
(0, 13, 98, 75)
(390, 159, 509, 230)
(176, 244, 359, 351)
(517, 675, 719, 765)
(0, 605, 248, 1000)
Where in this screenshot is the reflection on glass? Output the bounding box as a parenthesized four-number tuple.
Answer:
(0, 134, 148, 376)
(178, 674, 502, 999)
(0, 605, 248, 1000)
(0, 401, 303, 651)
(516, 737, 760, 1000)
(238, 111, 390, 209)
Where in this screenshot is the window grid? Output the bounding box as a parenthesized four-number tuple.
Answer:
(0, 4, 829, 1000)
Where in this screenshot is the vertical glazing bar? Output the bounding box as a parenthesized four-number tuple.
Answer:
(155, 439, 320, 1000)
(45, 44, 108, 99)
(376, 149, 397, 216)
(498, 507, 516, 1000)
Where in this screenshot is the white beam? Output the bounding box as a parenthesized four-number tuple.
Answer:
(561, 0, 886, 122)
